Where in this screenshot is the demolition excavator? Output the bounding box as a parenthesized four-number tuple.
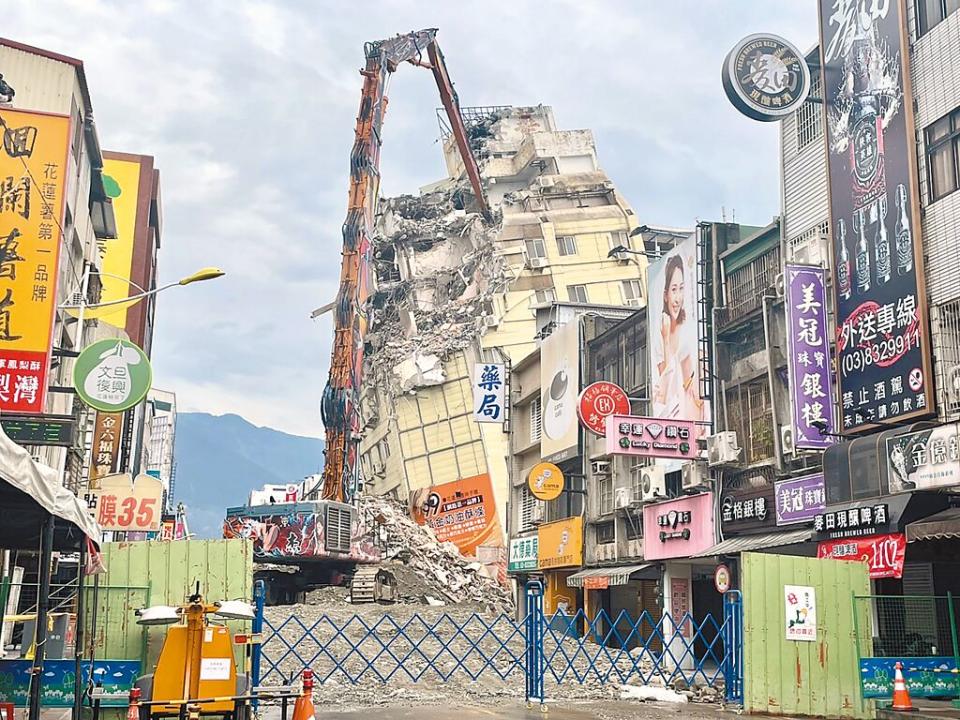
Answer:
(224, 29, 490, 604)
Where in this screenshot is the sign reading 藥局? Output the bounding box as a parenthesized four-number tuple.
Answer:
(472, 362, 506, 423)
(721, 34, 811, 122)
(785, 265, 835, 449)
(508, 536, 538, 573)
(819, 0, 934, 431)
(74, 339, 152, 413)
(775, 473, 827, 526)
(785, 585, 817, 642)
(0, 109, 71, 415)
(886, 423, 960, 494)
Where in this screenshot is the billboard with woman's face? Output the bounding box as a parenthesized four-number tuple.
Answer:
(647, 233, 710, 430)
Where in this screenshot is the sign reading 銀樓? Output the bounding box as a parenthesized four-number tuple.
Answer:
(720, 485, 775, 533)
(472, 362, 506, 423)
(85, 473, 163, 532)
(722, 34, 811, 122)
(74, 339, 152, 413)
(508, 536, 538, 573)
(605, 415, 697, 460)
(785, 265, 835, 449)
(885, 423, 960, 494)
(774, 473, 826, 526)
(815, 503, 890, 540)
(785, 585, 817, 642)
(817, 533, 906, 579)
(819, 0, 934, 431)
(0, 109, 71, 415)
(578, 381, 630, 436)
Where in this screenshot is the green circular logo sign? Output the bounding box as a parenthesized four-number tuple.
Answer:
(73, 339, 152, 412)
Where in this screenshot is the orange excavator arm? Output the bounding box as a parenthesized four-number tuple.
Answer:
(319, 29, 489, 503)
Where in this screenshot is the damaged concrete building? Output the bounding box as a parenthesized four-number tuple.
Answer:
(358, 105, 657, 559)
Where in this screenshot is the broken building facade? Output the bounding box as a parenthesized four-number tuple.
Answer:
(358, 106, 655, 558)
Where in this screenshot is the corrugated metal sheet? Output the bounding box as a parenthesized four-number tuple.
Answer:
(566, 564, 653, 587)
(0, 45, 77, 116)
(690, 528, 813, 558)
(781, 105, 829, 243)
(742, 552, 872, 719)
(86, 539, 253, 667)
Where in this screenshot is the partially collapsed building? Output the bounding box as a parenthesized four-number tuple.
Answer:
(358, 105, 656, 555)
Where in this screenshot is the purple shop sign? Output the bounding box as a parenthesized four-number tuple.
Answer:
(774, 473, 826, 526)
(785, 264, 835, 450)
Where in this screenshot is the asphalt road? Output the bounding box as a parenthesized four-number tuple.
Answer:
(305, 700, 727, 720)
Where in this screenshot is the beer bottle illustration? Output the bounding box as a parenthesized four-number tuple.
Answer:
(895, 183, 913, 275)
(854, 209, 871, 295)
(837, 217, 852, 301)
(875, 196, 891, 284)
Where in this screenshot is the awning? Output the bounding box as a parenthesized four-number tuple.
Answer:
(0, 424, 101, 551)
(690, 528, 815, 558)
(567, 564, 655, 588)
(906, 507, 960, 543)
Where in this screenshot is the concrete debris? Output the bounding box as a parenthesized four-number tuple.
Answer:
(619, 685, 688, 704)
(357, 494, 513, 614)
(366, 188, 506, 395)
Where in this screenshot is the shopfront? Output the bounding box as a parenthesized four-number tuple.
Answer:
(537, 516, 584, 617)
(507, 534, 539, 616)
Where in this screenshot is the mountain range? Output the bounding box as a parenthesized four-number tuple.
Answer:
(173, 412, 324, 538)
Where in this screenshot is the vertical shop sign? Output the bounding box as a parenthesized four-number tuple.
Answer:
(819, 0, 934, 431)
(0, 110, 70, 414)
(785, 264, 835, 448)
(670, 578, 692, 638)
(90, 412, 123, 485)
(472, 362, 506, 423)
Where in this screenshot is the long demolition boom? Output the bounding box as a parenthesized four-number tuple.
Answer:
(319, 29, 489, 503)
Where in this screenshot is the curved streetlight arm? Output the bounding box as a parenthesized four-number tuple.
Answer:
(60, 282, 180, 311)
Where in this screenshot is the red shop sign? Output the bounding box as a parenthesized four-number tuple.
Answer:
(817, 532, 906, 579)
(578, 381, 630, 436)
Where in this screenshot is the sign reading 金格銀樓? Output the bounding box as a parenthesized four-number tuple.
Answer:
(785, 585, 817, 642)
(472, 362, 506, 423)
(508, 536, 538, 573)
(605, 415, 697, 460)
(0, 110, 71, 415)
(577, 381, 630, 436)
(817, 533, 905, 579)
(720, 485, 775, 533)
(785, 265, 835, 449)
(819, 0, 935, 431)
(774, 473, 827, 526)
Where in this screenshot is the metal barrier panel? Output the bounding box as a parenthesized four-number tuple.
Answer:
(854, 593, 960, 699)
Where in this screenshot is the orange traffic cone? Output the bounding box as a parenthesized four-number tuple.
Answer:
(127, 687, 142, 720)
(292, 668, 316, 720)
(892, 661, 916, 712)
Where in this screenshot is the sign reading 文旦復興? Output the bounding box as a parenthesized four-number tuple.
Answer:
(0, 109, 71, 415)
(74, 339, 152, 413)
(472, 362, 506, 424)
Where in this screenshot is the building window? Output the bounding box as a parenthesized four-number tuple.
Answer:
(621, 280, 643, 304)
(926, 108, 960, 202)
(725, 378, 775, 464)
(568, 284, 589, 303)
(936, 298, 960, 416)
(624, 322, 647, 394)
(556, 235, 578, 256)
(529, 397, 542, 443)
(918, 0, 960, 36)
(630, 462, 645, 502)
(795, 74, 822, 151)
(596, 521, 615, 544)
(722, 244, 781, 326)
(519, 486, 537, 531)
(598, 475, 613, 516)
(525, 238, 547, 259)
(609, 230, 631, 250)
(532, 288, 556, 306)
(624, 518, 643, 541)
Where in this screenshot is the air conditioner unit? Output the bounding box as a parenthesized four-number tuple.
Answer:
(536, 176, 556, 189)
(681, 461, 709, 492)
(625, 297, 643, 308)
(774, 272, 785, 299)
(530, 501, 546, 525)
(483, 315, 499, 328)
(527, 257, 548, 270)
(640, 465, 666, 502)
(780, 425, 796, 456)
(613, 250, 631, 263)
(614, 487, 632, 510)
(706, 431, 742, 467)
(591, 460, 611, 476)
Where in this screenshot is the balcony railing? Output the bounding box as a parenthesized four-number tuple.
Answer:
(719, 245, 781, 328)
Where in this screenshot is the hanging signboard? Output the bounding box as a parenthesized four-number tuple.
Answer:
(528, 462, 564, 501)
(714, 564, 731, 594)
(815, 503, 891, 540)
(508, 536, 538, 573)
(85, 473, 163, 532)
(819, 0, 935, 432)
(720, 484, 776, 533)
(540, 322, 580, 463)
(577, 381, 630, 436)
(785, 265, 836, 449)
(409, 474, 501, 557)
(721, 34, 812, 122)
(605, 414, 697, 460)
(472, 362, 506, 423)
(0, 414, 74, 446)
(537, 516, 583, 570)
(74, 339, 152, 413)
(817, 532, 906, 579)
(885, 423, 960, 494)
(774, 473, 827, 526)
(0, 109, 71, 415)
(89, 411, 123, 484)
(785, 585, 817, 642)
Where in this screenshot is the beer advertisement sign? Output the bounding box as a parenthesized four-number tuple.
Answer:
(819, 0, 934, 431)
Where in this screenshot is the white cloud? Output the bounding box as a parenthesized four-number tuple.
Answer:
(4, 0, 819, 437)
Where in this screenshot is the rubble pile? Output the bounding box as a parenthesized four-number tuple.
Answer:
(365, 188, 507, 394)
(358, 494, 513, 614)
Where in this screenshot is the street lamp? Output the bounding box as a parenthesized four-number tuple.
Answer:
(607, 245, 663, 260)
(60, 266, 225, 311)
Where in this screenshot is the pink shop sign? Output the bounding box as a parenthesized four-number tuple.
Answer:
(605, 415, 699, 460)
(642, 492, 716, 560)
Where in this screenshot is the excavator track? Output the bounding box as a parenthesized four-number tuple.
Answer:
(350, 565, 398, 604)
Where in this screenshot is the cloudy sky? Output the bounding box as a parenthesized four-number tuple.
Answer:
(8, 1, 818, 438)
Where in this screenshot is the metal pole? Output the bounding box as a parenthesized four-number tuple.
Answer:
(761, 293, 784, 470)
(73, 539, 86, 720)
(29, 515, 56, 720)
(947, 592, 959, 683)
